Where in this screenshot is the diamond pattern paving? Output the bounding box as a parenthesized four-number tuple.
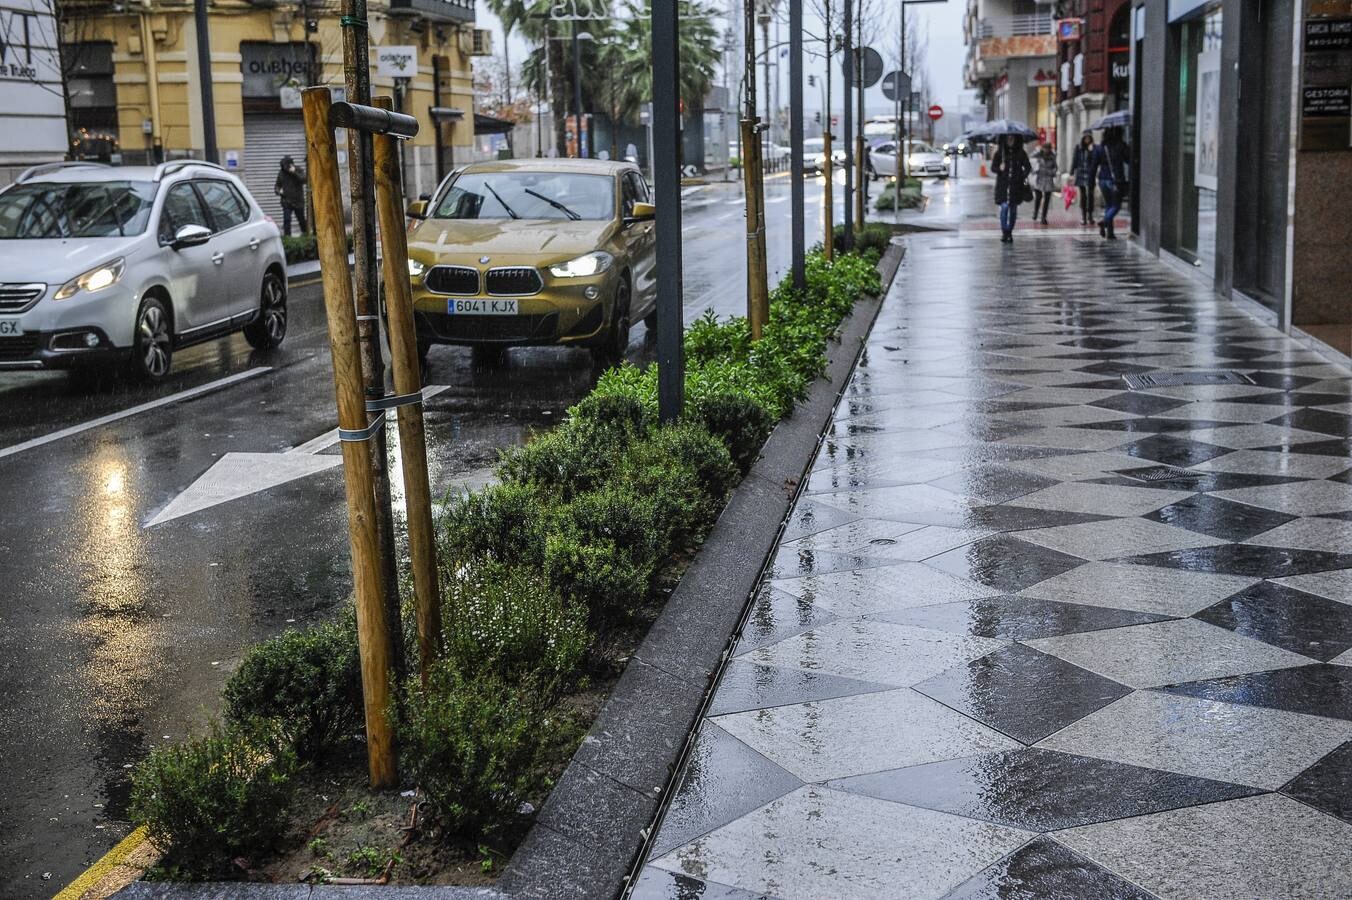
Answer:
(635, 233, 1352, 897)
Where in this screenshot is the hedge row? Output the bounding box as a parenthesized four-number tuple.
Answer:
(130, 245, 884, 875)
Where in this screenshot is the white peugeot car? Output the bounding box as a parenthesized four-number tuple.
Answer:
(0, 161, 288, 380)
(867, 140, 950, 180)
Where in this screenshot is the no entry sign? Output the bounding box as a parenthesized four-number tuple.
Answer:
(928, 104, 944, 121)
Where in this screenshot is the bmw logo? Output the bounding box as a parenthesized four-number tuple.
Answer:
(479, 256, 491, 264)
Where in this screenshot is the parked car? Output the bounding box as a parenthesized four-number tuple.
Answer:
(727, 138, 791, 168)
(403, 159, 656, 366)
(867, 140, 950, 180)
(802, 138, 847, 173)
(0, 160, 287, 380)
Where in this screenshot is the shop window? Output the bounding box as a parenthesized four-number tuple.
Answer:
(1165, 6, 1222, 267)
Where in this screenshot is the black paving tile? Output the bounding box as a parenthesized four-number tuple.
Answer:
(872, 595, 1171, 641)
(1075, 360, 1159, 376)
(1225, 392, 1352, 408)
(1255, 438, 1352, 457)
(914, 645, 1131, 744)
(1194, 581, 1352, 662)
(928, 465, 1061, 505)
(1331, 469, 1352, 485)
(1059, 337, 1135, 350)
(1145, 494, 1300, 541)
(964, 505, 1115, 533)
(927, 536, 1087, 593)
(1159, 663, 1352, 719)
(828, 748, 1259, 832)
(733, 586, 840, 656)
(940, 837, 1158, 900)
(1075, 417, 1245, 434)
(1090, 391, 1190, 416)
(649, 723, 803, 857)
(1118, 545, 1352, 578)
(1282, 741, 1352, 826)
(707, 664, 895, 717)
(1270, 408, 1352, 438)
(1246, 371, 1322, 391)
(1121, 434, 1235, 467)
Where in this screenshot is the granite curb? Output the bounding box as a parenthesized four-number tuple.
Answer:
(112, 241, 904, 900)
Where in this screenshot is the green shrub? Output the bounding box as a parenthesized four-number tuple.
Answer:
(689, 392, 774, 473)
(495, 419, 632, 499)
(560, 483, 662, 566)
(130, 720, 298, 872)
(441, 559, 590, 686)
(400, 666, 551, 842)
(281, 233, 318, 264)
(543, 530, 652, 625)
(222, 613, 361, 762)
(568, 392, 650, 435)
(438, 482, 553, 569)
(833, 222, 896, 258)
(685, 309, 752, 364)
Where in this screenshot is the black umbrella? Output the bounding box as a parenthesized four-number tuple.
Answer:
(1091, 110, 1131, 131)
(964, 119, 1040, 143)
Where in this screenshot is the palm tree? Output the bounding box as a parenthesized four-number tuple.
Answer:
(605, 0, 721, 124)
(485, 0, 531, 152)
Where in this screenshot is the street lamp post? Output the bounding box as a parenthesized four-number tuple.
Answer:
(651, 0, 684, 421)
(789, 0, 804, 289)
(898, 0, 947, 182)
(572, 23, 587, 158)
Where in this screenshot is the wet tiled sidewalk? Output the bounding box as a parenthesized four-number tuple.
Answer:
(632, 232, 1352, 899)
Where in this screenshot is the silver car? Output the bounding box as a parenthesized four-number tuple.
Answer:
(868, 140, 950, 180)
(0, 161, 288, 380)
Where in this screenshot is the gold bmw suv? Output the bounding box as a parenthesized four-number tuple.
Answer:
(404, 159, 656, 366)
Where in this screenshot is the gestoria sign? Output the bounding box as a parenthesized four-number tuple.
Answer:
(0, 0, 68, 161)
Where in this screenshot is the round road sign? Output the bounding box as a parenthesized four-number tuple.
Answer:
(843, 47, 884, 89)
(881, 70, 911, 102)
(928, 104, 944, 121)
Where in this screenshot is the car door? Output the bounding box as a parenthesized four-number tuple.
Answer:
(872, 142, 896, 177)
(156, 181, 229, 331)
(194, 179, 260, 319)
(622, 172, 657, 315)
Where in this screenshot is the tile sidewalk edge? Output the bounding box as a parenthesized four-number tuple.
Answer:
(109, 243, 903, 900)
(497, 242, 903, 900)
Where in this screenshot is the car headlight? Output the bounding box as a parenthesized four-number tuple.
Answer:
(548, 252, 613, 278)
(407, 258, 427, 279)
(54, 258, 125, 301)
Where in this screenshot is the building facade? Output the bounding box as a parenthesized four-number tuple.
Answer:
(963, 0, 1059, 143)
(1131, 0, 1351, 345)
(0, 0, 69, 185)
(56, 0, 484, 215)
(1052, 0, 1131, 168)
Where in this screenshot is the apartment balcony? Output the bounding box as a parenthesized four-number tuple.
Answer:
(966, 11, 1055, 84)
(973, 12, 1055, 39)
(388, 0, 475, 24)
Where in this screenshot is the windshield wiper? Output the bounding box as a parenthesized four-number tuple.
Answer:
(483, 184, 520, 219)
(105, 186, 125, 236)
(523, 188, 581, 221)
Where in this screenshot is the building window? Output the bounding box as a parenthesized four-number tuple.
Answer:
(64, 42, 118, 160)
(1165, 6, 1222, 268)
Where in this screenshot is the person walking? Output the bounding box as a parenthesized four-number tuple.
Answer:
(1092, 127, 1129, 240)
(1032, 142, 1057, 225)
(274, 156, 308, 236)
(1070, 130, 1096, 226)
(992, 134, 1032, 244)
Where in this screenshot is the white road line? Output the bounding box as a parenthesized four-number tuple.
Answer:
(286, 384, 453, 456)
(0, 367, 273, 461)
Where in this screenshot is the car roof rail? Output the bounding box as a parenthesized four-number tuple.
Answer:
(153, 159, 228, 181)
(14, 161, 110, 184)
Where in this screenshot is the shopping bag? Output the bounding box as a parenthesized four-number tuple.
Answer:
(1063, 184, 1077, 209)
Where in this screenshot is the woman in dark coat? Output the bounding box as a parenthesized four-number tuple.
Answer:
(992, 134, 1032, 243)
(1092, 127, 1129, 240)
(274, 156, 307, 236)
(1070, 130, 1096, 226)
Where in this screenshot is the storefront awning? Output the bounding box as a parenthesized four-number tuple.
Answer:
(474, 113, 516, 135)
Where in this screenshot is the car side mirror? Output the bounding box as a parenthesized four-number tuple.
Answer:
(624, 201, 655, 225)
(406, 199, 428, 219)
(171, 224, 211, 249)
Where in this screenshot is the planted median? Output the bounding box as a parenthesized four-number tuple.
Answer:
(129, 235, 886, 885)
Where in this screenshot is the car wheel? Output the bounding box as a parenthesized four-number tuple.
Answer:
(244, 271, 288, 350)
(130, 296, 173, 381)
(591, 277, 631, 367)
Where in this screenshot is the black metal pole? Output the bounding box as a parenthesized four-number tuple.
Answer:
(572, 21, 586, 158)
(652, 0, 684, 422)
(193, 0, 217, 163)
(841, 0, 853, 247)
(789, 0, 804, 289)
(433, 55, 445, 181)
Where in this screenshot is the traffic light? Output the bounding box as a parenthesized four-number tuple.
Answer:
(814, 111, 821, 123)
(807, 74, 816, 87)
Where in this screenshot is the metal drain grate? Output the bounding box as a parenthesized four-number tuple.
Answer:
(1122, 370, 1254, 390)
(1115, 465, 1206, 483)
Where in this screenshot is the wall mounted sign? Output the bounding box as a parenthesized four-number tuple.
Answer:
(240, 43, 312, 98)
(376, 46, 418, 79)
(1301, 17, 1352, 150)
(1194, 47, 1221, 190)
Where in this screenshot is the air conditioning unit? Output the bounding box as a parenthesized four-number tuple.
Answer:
(470, 28, 493, 56)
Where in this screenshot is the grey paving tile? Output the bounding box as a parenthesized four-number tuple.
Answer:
(812, 482, 975, 525)
(1005, 450, 1153, 481)
(1026, 617, 1311, 688)
(771, 563, 995, 617)
(1017, 516, 1226, 560)
(1213, 479, 1352, 516)
(745, 619, 1006, 688)
(1007, 482, 1196, 517)
(925, 536, 1087, 593)
(844, 524, 991, 562)
(1273, 567, 1352, 603)
(997, 425, 1138, 452)
(829, 747, 1259, 832)
(914, 643, 1130, 743)
(927, 465, 1062, 505)
(1281, 740, 1352, 826)
(1194, 449, 1352, 478)
(1056, 794, 1352, 900)
(939, 837, 1156, 900)
(712, 688, 1021, 782)
(777, 519, 926, 556)
(779, 499, 858, 542)
(1018, 561, 1258, 616)
(1246, 516, 1352, 553)
(1182, 422, 1334, 449)
(872, 595, 1171, 641)
(731, 585, 838, 656)
(1159, 662, 1352, 721)
(650, 785, 1033, 900)
(766, 546, 900, 579)
(630, 868, 777, 900)
(708, 662, 895, 716)
(1038, 690, 1352, 790)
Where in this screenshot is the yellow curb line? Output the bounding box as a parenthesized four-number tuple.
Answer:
(52, 825, 148, 900)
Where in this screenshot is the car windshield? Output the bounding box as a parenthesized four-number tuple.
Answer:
(908, 142, 938, 155)
(804, 139, 825, 152)
(435, 171, 615, 221)
(0, 180, 156, 238)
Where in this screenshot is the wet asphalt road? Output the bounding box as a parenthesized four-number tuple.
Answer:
(0, 172, 843, 897)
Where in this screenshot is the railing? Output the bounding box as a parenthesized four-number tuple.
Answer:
(974, 12, 1054, 37)
(388, 0, 475, 23)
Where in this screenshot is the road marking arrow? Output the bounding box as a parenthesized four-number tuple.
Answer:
(144, 385, 451, 528)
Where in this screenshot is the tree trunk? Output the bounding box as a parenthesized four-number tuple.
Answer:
(503, 36, 515, 155)
(550, 41, 567, 156)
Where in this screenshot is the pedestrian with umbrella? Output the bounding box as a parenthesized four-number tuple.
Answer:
(1092, 126, 1129, 240)
(992, 133, 1032, 243)
(1070, 130, 1097, 226)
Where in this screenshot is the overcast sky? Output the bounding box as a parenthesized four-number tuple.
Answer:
(476, 1, 973, 119)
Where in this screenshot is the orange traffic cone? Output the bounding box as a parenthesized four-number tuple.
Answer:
(979, 163, 988, 177)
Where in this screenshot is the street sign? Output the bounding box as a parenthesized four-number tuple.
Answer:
(375, 46, 418, 78)
(881, 70, 911, 102)
(845, 47, 884, 89)
(928, 104, 944, 121)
